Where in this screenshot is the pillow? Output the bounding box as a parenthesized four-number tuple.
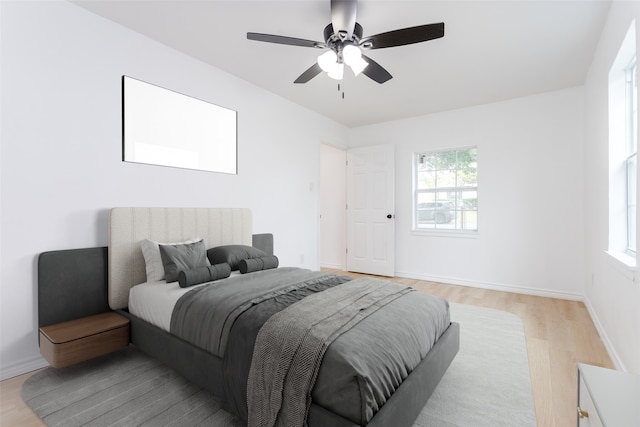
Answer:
(207, 245, 267, 271)
(178, 263, 231, 288)
(159, 239, 209, 283)
(238, 255, 279, 274)
(140, 237, 203, 282)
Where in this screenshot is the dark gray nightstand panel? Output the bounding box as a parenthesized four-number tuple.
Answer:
(38, 246, 110, 329)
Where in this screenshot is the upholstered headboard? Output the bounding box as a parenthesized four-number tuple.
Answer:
(108, 207, 252, 309)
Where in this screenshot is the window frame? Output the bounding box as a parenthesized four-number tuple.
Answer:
(607, 21, 636, 269)
(625, 57, 637, 255)
(412, 146, 478, 233)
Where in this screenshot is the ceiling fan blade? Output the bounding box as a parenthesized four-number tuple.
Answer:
(330, 0, 357, 39)
(361, 54, 392, 84)
(361, 23, 444, 50)
(247, 32, 326, 48)
(294, 63, 323, 84)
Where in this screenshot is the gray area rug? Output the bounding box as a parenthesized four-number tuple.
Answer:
(416, 304, 536, 427)
(22, 303, 536, 426)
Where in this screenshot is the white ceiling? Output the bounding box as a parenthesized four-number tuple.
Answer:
(72, 0, 611, 128)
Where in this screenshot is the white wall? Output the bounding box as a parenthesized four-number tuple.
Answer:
(0, 0, 348, 379)
(348, 87, 586, 298)
(584, 0, 640, 373)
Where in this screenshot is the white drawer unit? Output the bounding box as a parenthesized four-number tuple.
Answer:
(577, 363, 640, 426)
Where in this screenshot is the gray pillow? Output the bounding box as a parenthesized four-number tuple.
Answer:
(239, 255, 279, 274)
(159, 239, 209, 283)
(178, 263, 231, 288)
(140, 237, 202, 282)
(207, 245, 267, 271)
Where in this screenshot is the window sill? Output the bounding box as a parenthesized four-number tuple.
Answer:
(411, 229, 479, 239)
(605, 250, 637, 282)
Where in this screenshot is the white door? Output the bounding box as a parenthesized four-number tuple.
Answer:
(347, 144, 395, 276)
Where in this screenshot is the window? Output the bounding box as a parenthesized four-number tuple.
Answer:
(626, 58, 637, 254)
(413, 147, 478, 231)
(608, 22, 637, 263)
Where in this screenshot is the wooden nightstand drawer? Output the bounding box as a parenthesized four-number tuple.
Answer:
(40, 312, 129, 368)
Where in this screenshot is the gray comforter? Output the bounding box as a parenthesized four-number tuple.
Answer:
(170, 267, 450, 425)
(248, 277, 414, 427)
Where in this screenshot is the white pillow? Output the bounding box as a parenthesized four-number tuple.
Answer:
(140, 237, 204, 282)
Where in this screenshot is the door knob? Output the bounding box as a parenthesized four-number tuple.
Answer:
(387, 214, 393, 219)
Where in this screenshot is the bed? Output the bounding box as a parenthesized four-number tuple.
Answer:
(108, 207, 459, 427)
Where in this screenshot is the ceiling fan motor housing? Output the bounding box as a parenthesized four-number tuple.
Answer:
(324, 22, 364, 49)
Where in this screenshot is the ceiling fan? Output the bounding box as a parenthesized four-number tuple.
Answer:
(247, 0, 445, 84)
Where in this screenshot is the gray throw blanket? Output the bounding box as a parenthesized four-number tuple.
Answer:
(246, 277, 414, 427)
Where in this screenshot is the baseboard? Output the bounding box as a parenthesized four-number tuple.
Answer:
(320, 262, 345, 270)
(0, 354, 49, 381)
(394, 271, 583, 301)
(582, 296, 626, 371)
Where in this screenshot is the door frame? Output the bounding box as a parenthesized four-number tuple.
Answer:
(319, 143, 347, 270)
(346, 144, 395, 276)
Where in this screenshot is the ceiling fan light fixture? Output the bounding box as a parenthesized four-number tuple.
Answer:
(342, 44, 361, 65)
(318, 50, 344, 80)
(350, 55, 369, 76)
(317, 50, 338, 72)
(327, 62, 344, 80)
(343, 43, 368, 76)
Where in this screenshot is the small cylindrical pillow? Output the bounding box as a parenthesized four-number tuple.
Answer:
(178, 263, 231, 288)
(206, 245, 267, 271)
(238, 255, 279, 274)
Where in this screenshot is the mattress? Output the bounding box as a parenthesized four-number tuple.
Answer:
(128, 272, 242, 331)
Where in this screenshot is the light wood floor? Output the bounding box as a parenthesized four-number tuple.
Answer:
(0, 271, 613, 427)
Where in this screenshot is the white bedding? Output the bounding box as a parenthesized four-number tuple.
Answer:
(128, 273, 240, 331)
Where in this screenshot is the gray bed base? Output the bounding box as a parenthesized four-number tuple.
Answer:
(117, 308, 459, 427)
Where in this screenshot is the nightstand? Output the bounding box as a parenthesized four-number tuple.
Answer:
(39, 312, 129, 368)
(577, 363, 640, 426)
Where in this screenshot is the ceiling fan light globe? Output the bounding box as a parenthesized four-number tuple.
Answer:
(343, 44, 362, 66)
(350, 56, 369, 76)
(317, 50, 338, 72)
(327, 63, 344, 80)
